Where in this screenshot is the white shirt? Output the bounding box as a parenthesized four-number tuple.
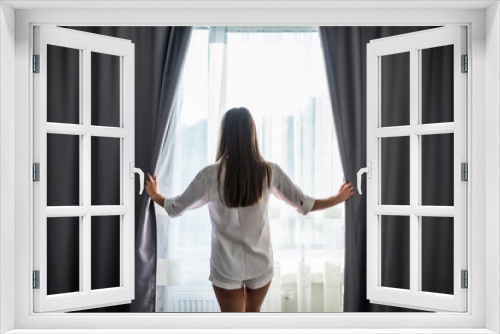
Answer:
(162, 162, 315, 281)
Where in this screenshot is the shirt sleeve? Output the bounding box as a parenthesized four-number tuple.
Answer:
(271, 163, 315, 215)
(162, 167, 210, 218)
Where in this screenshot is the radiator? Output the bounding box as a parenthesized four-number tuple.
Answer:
(160, 288, 221, 312)
(168, 298, 219, 312)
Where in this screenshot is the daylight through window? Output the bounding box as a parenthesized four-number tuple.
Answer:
(155, 27, 345, 313)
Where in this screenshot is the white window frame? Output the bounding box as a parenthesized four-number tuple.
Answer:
(1, 2, 498, 333)
(32, 26, 136, 312)
(365, 26, 467, 312)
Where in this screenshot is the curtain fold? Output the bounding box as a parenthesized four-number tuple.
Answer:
(135, 26, 193, 313)
(319, 26, 433, 312)
(68, 26, 192, 312)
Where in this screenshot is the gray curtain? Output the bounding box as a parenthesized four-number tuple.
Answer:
(48, 26, 192, 312)
(320, 26, 453, 312)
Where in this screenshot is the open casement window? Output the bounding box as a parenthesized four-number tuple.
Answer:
(361, 26, 467, 312)
(33, 26, 141, 312)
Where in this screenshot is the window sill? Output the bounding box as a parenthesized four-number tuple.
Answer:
(4, 329, 497, 334)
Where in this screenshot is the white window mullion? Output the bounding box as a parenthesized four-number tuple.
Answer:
(82, 47, 92, 295)
(409, 47, 419, 295)
(90, 126, 130, 138)
(373, 123, 454, 138)
(372, 125, 411, 137)
(78, 48, 84, 294)
(119, 216, 124, 287)
(82, 214, 91, 294)
(377, 215, 382, 288)
(90, 206, 129, 216)
(46, 124, 130, 138)
(46, 123, 87, 135)
(78, 217, 84, 292)
(372, 205, 411, 215)
(413, 206, 454, 217)
(417, 47, 423, 295)
(46, 205, 131, 217)
(371, 205, 455, 217)
(412, 122, 454, 135)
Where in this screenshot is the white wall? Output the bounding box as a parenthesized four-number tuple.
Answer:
(0, 2, 16, 333)
(6, 5, 492, 332)
(485, 2, 500, 333)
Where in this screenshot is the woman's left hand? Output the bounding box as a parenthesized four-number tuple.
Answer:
(336, 181, 355, 202)
(145, 173, 159, 199)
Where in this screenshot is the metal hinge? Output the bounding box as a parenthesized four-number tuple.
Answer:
(33, 54, 40, 73)
(461, 54, 468, 73)
(461, 270, 468, 289)
(33, 270, 40, 289)
(461, 163, 468, 181)
(33, 163, 40, 182)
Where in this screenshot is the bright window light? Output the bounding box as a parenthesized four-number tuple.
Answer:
(155, 27, 345, 313)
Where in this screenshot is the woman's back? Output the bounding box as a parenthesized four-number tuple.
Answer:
(162, 161, 315, 281)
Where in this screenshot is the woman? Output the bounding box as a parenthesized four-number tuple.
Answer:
(145, 107, 354, 312)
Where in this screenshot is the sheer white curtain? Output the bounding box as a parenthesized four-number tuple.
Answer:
(155, 27, 344, 313)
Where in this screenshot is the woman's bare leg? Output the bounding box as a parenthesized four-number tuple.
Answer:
(212, 285, 245, 312)
(244, 280, 272, 312)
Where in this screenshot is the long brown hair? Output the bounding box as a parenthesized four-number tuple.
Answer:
(216, 107, 272, 207)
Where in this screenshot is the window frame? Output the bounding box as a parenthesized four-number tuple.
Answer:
(3, 2, 494, 333)
(365, 26, 468, 312)
(32, 25, 136, 312)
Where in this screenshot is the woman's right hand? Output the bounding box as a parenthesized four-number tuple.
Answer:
(336, 182, 354, 202)
(145, 173, 159, 199)
(145, 173, 166, 207)
(311, 182, 355, 212)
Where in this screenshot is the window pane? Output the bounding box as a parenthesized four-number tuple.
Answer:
(381, 52, 410, 127)
(91, 137, 120, 205)
(421, 134, 454, 206)
(381, 136, 410, 205)
(47, 217, 80, 295)
(421, 45, 454, 124)
(47, 134, 80, 206)
(91, 216, 121, 290)
(421, 217, 454, 294)
(91, 52, 120, 127)
(47, 45, 80, 124)
(381, 215, 410, 290)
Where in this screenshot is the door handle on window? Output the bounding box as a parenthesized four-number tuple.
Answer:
(357, 162, 372, 195)
(129, 162, 145, 195)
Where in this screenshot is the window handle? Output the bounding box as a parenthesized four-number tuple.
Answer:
(357, 162, 372, 195)
(129, 162, 145, 195)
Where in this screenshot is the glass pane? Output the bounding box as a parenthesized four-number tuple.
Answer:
(381, 52, 410, 127)
(47, 134, 80, 206)
(421, 45, 454, 124)
(381, 136, 410, 205)
(421, 134, 454, 206)
(421, 217, 454, 294)
(91, 52, 121, 127)
(381, 215, 410, 289)
(47, 45, 80, 124)
(91, 216, 121, 290)
(47, 217, 80, 295)
(91, 137, 120, 205)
